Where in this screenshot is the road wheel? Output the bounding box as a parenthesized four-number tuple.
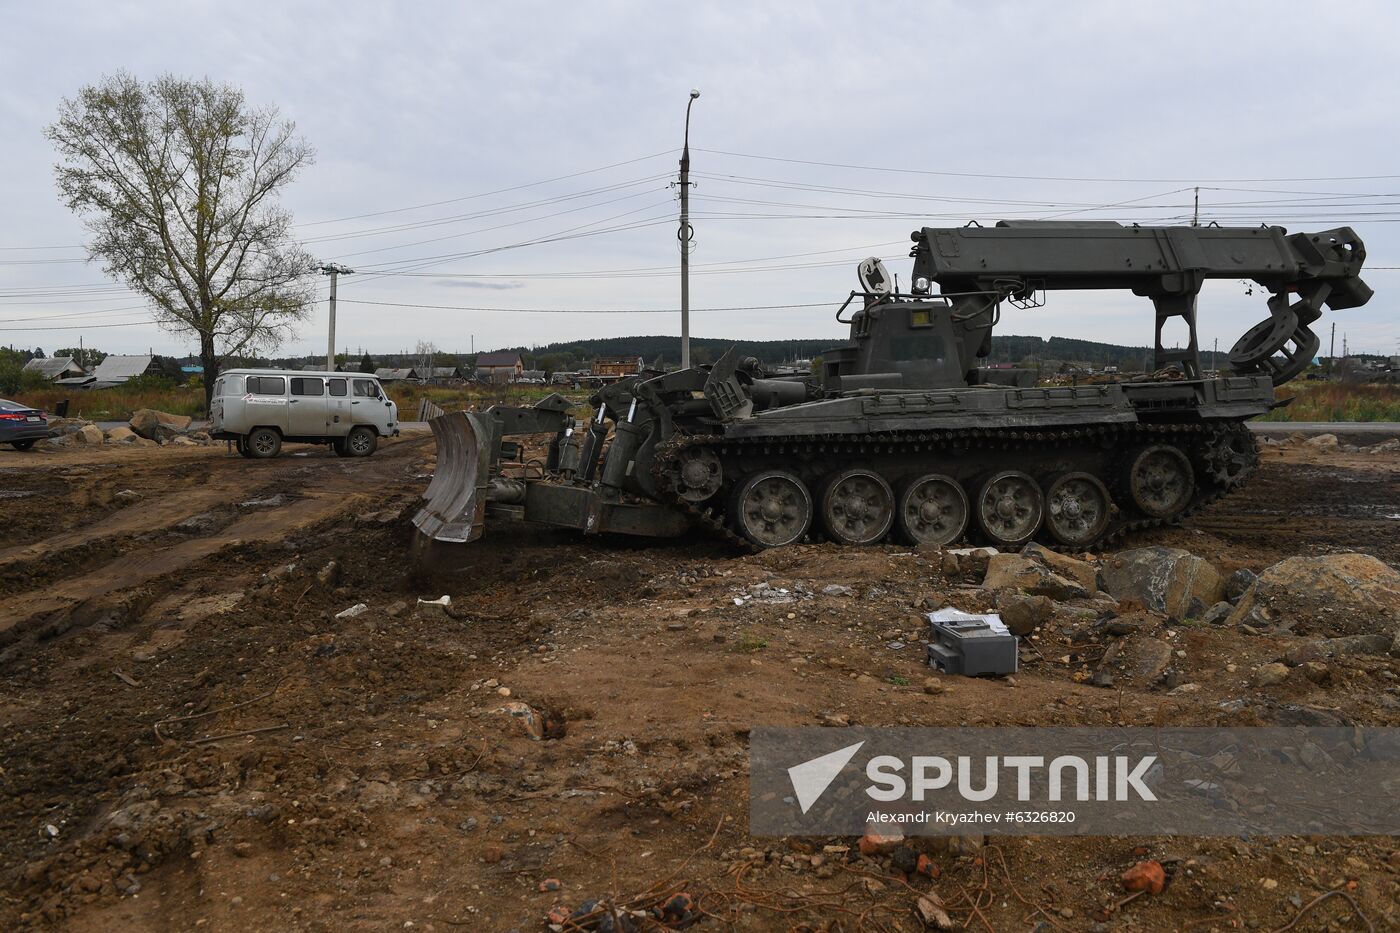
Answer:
(896, 473, 968, 546)
(1044, 472, 1113, 547)
(1127, 445, 1194, 519)
(728, 469, 812, 548)
(345, 426, 378, 457)
(10, 439, 36, 451)
(974, 470, 1044, 548)
(818, 468, 894, 545)
(246, 427, 282, 459)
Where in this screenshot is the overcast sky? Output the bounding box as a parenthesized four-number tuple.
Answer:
(2, 0, 1397, 361)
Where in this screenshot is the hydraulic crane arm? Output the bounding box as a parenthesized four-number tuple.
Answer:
(909, 221, 1371, 384)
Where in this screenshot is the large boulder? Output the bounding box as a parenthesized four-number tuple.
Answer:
(995, 593, 1054, 636)
(982, 553, 1088, 600)
(1020, 542, 1100, 593)
(1227, 553, 1400, 637)
(104, 425, 137, 444)
(72, 423, 105, 445)
(1100, 547, 1224, 618)
(129, 408, 192, 442)
(1095, 635, 1174, 687)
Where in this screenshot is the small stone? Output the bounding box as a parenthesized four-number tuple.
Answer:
(335, 603, 370, 620)
(1121, 860, 1166, 895)
(923, 677, 946, 695)
(1254, 662, 1290, 687)
(482, 844, 503, 864)
(858, 829, 903, 856)
(1300, 661, 1331, 685)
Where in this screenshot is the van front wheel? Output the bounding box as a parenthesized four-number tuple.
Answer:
(247, 428, 282, 459)
(345, 426, 377, 457)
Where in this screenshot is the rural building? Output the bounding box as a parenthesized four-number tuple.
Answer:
(476, 351, 524, 383)
(22, 356, 86, 381)
(89, 354, 164, 388)
(592, 356, 643, 379)
(374, 367, 421, 383)
(427, 366, 465, 384)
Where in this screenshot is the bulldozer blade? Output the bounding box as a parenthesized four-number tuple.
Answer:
(414, 411, 494, 544)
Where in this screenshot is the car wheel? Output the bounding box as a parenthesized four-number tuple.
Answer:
(345, 426, 377, 457)
(10, 439, 36, 451)
(246, 427, 282, 459)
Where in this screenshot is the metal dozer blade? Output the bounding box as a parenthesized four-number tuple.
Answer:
(413, 411, 495, 544)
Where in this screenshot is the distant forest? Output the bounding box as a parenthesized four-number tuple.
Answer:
(258, 334, 1232, 374)
(477, 334, 1226, 373)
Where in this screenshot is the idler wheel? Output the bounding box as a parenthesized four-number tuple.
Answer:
(974, 470, 1043, 548)
(1127, 445, 1195, 519)
(818, 468, 895, 545)
(1044, 472, 1113, 548)
(729, 469, 812, 548)
(896, 473, 969, 547)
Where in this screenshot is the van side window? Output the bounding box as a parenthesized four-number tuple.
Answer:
(248, 376, 285, 395)
(291, 377, 325, 397)
(353, 379, 379, 398)
(212, 377, 224, 397)
(328, 378, 347, 397)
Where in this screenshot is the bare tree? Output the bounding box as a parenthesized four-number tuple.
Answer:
(47, 73, 316, 408)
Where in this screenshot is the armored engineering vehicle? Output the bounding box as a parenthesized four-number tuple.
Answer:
(415, 221, 1370, 551)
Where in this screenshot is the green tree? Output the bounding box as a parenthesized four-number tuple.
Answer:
(358, 352, 375, 374)
(54, 346, 107, 369)
(47, 72, 316, 410)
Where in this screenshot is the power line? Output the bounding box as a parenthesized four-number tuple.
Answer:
(338, 298, 835, 314)
(693, 148, 1400, 184)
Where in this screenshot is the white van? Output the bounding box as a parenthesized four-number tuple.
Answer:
(209, 369, 398, 458)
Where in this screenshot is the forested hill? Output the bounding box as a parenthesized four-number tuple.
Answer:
(497, 334, 1160, 371)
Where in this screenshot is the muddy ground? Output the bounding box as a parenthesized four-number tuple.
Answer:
(1, 433, 1397, 932)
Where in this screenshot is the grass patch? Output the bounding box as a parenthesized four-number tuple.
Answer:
(737, 634, 768, 653)
(1259, 382, 1400, 422)
(886, 675, 911, 687)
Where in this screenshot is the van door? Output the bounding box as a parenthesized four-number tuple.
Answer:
(245, 374, 289, 433)
(352, 378, 392, 433)
(326, 377, 351, 437)
(287, 377, 330, 436)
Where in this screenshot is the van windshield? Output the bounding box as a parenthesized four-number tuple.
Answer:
(353, 379, 380, 398)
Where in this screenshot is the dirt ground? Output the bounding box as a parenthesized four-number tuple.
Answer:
(1, 433, 1397, 932)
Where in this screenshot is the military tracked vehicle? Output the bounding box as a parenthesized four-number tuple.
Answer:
(415, 222, 1371, 551)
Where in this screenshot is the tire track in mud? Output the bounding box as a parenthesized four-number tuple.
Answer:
(0, 437, 430, 649)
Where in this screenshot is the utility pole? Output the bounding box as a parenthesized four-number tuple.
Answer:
(677, 89, 700, 370)
(319, 263, 354, 371)
(1329, 322, 1336, 373)
(1192, 187, 1200, 227)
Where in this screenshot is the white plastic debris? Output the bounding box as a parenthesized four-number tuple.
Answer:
(416, 595, 452, 618)
(335, 603, 370, 619)
(927, 607, 1010, 636)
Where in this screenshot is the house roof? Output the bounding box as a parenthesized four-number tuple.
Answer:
(476, 351, 522, 368)
(429, 366, 461, 378)
(91, 354, 154, 382)
(374, 367, 419, 380)
(23, 356, 83, 378)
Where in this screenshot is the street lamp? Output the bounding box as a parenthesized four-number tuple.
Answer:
(679, 89, 700, 370)
(319, 263, 354, 372)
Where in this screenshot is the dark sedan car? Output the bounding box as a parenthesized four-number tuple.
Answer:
(0, 399, 53, 450)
